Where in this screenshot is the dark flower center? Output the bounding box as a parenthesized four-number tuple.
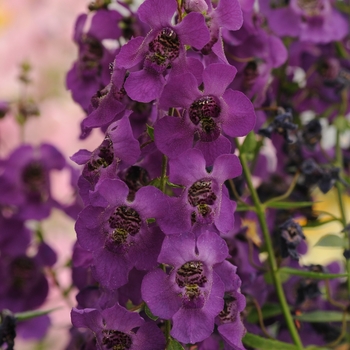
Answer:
(219, 293, 237, 323)
(270, 0, 289, 9)
(145, 27, 180, 73)
(189, 96, 221, 142)
(102, 329, 132, 350)
(87, 137, 114, 174)
(189, 96, 220, 125)
(243, 61, 259, 90)
(188, 179, 217, 207)
(176, 261, 207, 308)
(21, 162, 47, 200)
(302, 119, 322, 149)
(176, 261, 207, 288)
(108, 206, 141, 246)
(10, 256, 37, 290)
(80, 35, 104, 72)
(124, 166, 150, 201)
(297, 0, 323, 16)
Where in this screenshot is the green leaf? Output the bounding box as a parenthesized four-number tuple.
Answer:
(241, 131, 257, 154)
(167, 338, 184, 350)
(242, 333, 298, 350)
(149, 177, 161, 189)
(166, 180, 184, 189)
(314, 234, 345, 248)
(265, 201, 314, 209)
(15, 308, 61, 322)
(295, 310, 349, 323)
(278, 267, 348, 279)
(236, 203, 254, 212)
(144, 304, 158, 321)
(302, 218, 339, 228)
(246, 303, 285, 323)
(146, 124, 154, 141)
(333, 115, 350, 132)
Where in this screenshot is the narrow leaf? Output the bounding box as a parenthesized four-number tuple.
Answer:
(278, 267, 348, 279)
(295, 311, 349, 323)
(265, 201, 314, 209)
(236, 203, 255, 212)
(302, 218, 339, 228)
(246, 303, 285, 323)
(167, 338, 184, 350)
(15, 308, 61, 322)
(241, 131, 257, 154)
(144, 304, 158, 321)
(242, 333, 298, 350)
(314, 234, 345, 248)
(146, 124, 154, 141)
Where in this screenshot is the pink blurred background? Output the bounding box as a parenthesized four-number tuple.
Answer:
(0, 0, 103, 348)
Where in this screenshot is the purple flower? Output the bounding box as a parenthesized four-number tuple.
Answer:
(156, 63, 256, 165)
(0, 144, 66, 220)
(75, 178, 168, 289)
(66, 9, 122, 112)
(71, 111, 140, 205)
(201, 0, 243, 55)
(0, 254, 49, 313)
(0, 214, 31, 257)
(214, 261, 246, 349)
(115, 0, 210, 102)
(71, 304, 165, 350)
(279, 219, 306, 260)
(159, 149, 241, 235)
(141, 231, 228, 344)
(260, 0, 348, 44)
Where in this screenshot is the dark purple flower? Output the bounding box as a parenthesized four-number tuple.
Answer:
(214, 260, 246, 350)
(259, 110, 297, 143)
(75, 178, 168, 289)
(260, 0, 348, 44)
(156, 63, 255, 165)
(71, 111, 140, 205)
(115, 0, 210, 102)
(66, 9, 122, 112)
(71, 304, 165, 350)
(200, 0, 243, 55)
(279, 219, 306, 260)
(158, 149, 241, 235)
(0, 214, 31, 257)
(0, 144, 66, 220)
(142, 231, 228, 344)
(0, 254, 49, 313)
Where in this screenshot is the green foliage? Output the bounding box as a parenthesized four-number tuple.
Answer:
(242, 333, 299, 350)
(144, 304, 158, 321)
(314, 234, 346, 248)
(246, 303, 285, 323)
(146, 124, 155, 140)
(294, 310, 349, 323)
(167, 338, 184, 350)
(278, 267, 348, 279)
(265, 201, 314, 209)
(15, 308, 60, 322)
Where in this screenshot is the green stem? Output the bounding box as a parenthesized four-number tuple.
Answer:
(235, 139, 303, 349)
(159, 155, 171, 342)
(334, 129, 350, 298)
(160, 155, 168, 193)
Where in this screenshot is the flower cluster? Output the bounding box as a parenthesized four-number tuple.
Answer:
(3, 0, 350, 348)
(65, 0, 350, 348)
